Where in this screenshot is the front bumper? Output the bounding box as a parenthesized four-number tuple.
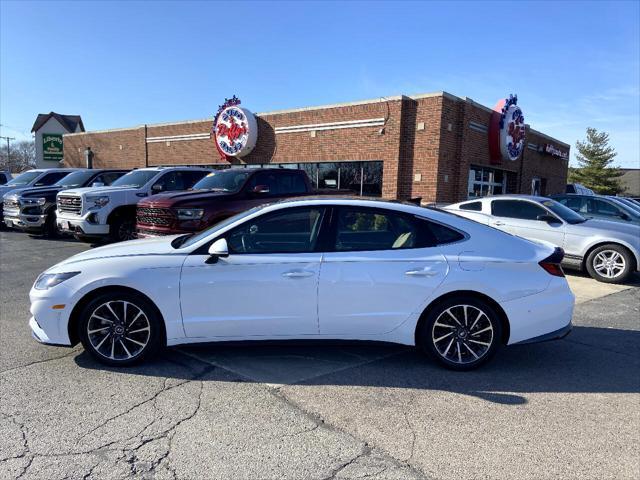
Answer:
(29, 288, 75, 346)
(3, 210, 47, 230)
(57, 211, 109, 236)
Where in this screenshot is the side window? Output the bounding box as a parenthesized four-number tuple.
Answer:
(34, 171, 69, 186)
(97, 172, 126, 186)
(491, 200, 547, 220)
(184, 170, 209, 188)
(0, 173, 8, 185)
(334, 207, 421, 251)
(276, 173, 307, 194)
(227, 207, 324, 254)
(426, 221, 465, 245)
(153, 171, 186, 192)
(246, 172, 278, 195)
(588, 199, 620, 216)
(460, 201, 482, 211)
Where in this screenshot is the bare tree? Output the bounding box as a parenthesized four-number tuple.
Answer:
(0, 139, 36, 172)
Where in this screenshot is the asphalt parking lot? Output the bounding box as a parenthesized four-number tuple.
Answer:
(1, 230, 639, 480)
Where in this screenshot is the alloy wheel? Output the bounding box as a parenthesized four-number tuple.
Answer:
(87, 300, 151, 361)
(431, 304, 494, 365)
(118, 220, 136, 241)
(592, 250, 626, 279)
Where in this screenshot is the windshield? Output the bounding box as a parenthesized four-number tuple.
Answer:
(54, 171, 95, 188)
(174, 205, 266, 249)
(111, 170, 158, 188)
(541, 199, 586, 224)
(192, 170, 251, 192)
(6, 171, 41, 186)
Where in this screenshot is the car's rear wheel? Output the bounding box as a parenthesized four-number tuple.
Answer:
(418, 297, 502, 370)
(78, 291, 163, 366)
(586, 244, 634, 283)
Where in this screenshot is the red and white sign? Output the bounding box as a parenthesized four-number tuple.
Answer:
(213, 98, 257, 159)
(489, 95, 526, 163)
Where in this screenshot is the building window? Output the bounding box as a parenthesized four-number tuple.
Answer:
(468, 167, 513, 199)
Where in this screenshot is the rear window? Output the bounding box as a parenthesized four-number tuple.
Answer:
(426, 221, 466, 245)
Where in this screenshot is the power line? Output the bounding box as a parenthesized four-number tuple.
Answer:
(0, 135, 15, 167)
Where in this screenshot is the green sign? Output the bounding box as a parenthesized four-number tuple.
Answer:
(43, 133, 63, 161)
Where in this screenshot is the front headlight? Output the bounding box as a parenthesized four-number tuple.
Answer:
(86, 195, 110, 208)
(175, 208, 204, 220)
(22, 197, 46, 206)
(34, 272, 80, 290)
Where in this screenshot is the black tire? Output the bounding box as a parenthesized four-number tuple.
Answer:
(109, 214, 136, 242)
(418, 296, 502, 371)
(585, 244, 634, 284)
(78, 290, 163, 366)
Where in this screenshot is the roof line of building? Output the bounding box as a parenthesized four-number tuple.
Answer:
(528, 128, 570, 148)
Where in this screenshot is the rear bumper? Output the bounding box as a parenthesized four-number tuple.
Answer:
(501, 277, 575, 345)
(512, 321, 572, 344)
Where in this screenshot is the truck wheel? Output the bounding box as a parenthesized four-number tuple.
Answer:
(110, 215, 136, 242)
(44, 211, 59, 238)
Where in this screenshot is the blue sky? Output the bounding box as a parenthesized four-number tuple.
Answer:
(1, 0, 638, 167)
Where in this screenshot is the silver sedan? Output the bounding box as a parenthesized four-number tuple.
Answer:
(445, 195, 640, 283)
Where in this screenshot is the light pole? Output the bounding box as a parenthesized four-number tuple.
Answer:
(0, 135, 15, 169)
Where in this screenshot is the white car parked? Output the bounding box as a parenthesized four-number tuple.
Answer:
(445, 195, 640, 283)
(56, 167, 211, 242)
(30, 198, 575, 370)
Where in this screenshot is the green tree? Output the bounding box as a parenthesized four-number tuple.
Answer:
(568, 128, 623, 194)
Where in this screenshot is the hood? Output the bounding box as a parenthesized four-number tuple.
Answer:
(0, 185, 24, 199)
(575, 218, 640, 236)
(55, 235, 183, 267)
(140, 189, 234, 208)
(60, 185, 139, 197)
(10, 185, 65, 199)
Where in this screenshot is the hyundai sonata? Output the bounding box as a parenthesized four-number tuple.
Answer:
(30, 198, 574, 370)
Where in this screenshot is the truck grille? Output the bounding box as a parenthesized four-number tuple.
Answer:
(58, 196, 82, 215)
(137, 207, 175, 226)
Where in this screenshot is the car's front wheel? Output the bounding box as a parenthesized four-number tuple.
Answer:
(110, 215, 136, 242)
(585, 244, 634, 283)
(418, 297, 502, 370)
(78, 291, 163, 366)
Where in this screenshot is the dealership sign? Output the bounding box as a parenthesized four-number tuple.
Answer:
(42, 133, 63, 161)
(212, 96, 257, 159)
(489, 94, 525, 163)
(544, 143, 568, 160)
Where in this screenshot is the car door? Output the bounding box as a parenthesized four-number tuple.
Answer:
(180, 206, 325, 338)
(491, 199, 566, 248)
(318, 206, 449, 336)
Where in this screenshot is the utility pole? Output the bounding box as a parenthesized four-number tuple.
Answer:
(0, 135, 15, 169)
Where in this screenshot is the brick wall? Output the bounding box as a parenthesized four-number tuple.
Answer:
(62, 92, 569, 201)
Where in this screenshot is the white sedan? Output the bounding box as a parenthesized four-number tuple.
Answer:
(29, 198, 574, 370)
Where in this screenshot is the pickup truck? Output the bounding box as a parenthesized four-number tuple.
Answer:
(56, 166, 211, 242)
(136, 168, 332, 237)
(1, 168, 79, 227)
(3, 169, 127, 236)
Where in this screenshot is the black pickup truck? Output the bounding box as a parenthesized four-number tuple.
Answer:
(3, 169, 128, 236)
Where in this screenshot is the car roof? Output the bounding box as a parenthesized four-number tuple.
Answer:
(465, 194, 550, 203)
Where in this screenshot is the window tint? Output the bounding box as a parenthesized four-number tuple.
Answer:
(460, 201, 482, 211)
(276, 172, 307, 194)
(334, 208, 420, 251)
(0, 173, 8, 185)
(34, 171, 70, 186)
(153, 171, 198, 192)
(491, 200, 547, 220)
(246, 172, 278, 195)
(184, 170, 210, 187)
(587, 199, 620, 216)
(556, 196, 584, 212)
(99, 172, 127, 186)
(227, 207, 324, 254)
(427, 222, 465, 244)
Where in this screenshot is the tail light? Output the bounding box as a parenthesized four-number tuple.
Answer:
(539, 247, 565, 277)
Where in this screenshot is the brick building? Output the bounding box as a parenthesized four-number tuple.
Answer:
(62, 91, 570, 203)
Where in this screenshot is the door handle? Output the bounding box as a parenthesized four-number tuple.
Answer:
(282, 270, 314, 278)
(405, 268, 439, 277)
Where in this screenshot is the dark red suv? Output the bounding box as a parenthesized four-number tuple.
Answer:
(136, 168, 316, 237)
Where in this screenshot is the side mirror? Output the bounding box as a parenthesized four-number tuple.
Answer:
(151, 184, 164, 194)
(251, 185, 270, 194)
(206, 238, 228, 264)
(91, 182, 105, 188)
(537, 214, 561, 224)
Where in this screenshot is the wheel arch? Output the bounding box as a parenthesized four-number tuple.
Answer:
(415, 290, 510, 346)
(68, 285, 167, 347)
(107, 204, 137, 225)
(582, 241, 638, 272)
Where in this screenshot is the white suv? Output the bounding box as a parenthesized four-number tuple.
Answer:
(56, 167, 211, 242)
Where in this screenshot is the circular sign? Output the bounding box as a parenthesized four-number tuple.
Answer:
(500, 103, 525, 161)
(214, 106, 257, 158)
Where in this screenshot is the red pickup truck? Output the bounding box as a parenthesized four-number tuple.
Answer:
(136, 168, 330, 237)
